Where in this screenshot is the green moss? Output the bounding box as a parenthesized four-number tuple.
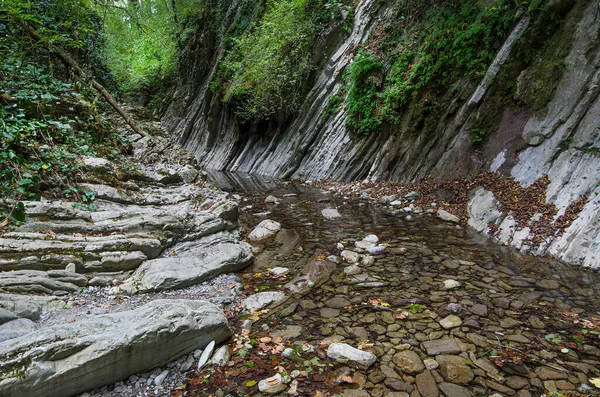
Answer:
(342, 0, 522, 135)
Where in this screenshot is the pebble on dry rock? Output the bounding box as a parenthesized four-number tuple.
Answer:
(322, 208, 342, 219)
(437, 209, 460, 223)
(327, 343, 377, 369)
(248, 219, 282, 241)
(439, 314, 462, 329)
(258, 373, 287, 395)
(241, 291, 285, 312)
(443, 279, 460, 290)
(341, 250, 360, 263)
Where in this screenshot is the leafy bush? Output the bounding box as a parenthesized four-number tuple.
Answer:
(342, 0, 522, 135)
(216, 0, 316, 122)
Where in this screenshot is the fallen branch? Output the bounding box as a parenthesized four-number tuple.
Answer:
(23, 24, 152, 140)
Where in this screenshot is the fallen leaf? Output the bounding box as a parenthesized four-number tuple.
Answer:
(246, 380, 257, 387)
(590, 378, 600, 388)
(266, 378, 280, 386)
(340, 375, 354, 383)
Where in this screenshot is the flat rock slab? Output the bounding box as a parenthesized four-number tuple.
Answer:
(0, 270, 87, 294)
(125, 242, 253, 293)
(0, 299, 230, 397)
(421, 339, 461, 355)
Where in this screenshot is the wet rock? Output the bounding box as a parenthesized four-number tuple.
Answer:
(320, 308, 340, 318)
(322, 208, 342, 219)
(258, 373, 286, 395)
(327, 343, 377, 368)
(421, 339, 461, 355)
(325, 297, 351, 309)
(437, 210, 460, 223)
(241, 291, 285, 312)
(392, 350, 425, 375)
(344, 265, 362, 275)
(439, 315, 462, 329)
(471, 304, 488, 316)
(439, 382, 470, 397)
(436, 355, 474, 384)
(248, 220, 282, 241)
(415, 370, 440, 397)
(0, 300, 230, 397)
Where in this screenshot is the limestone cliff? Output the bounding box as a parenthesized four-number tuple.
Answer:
(163, 0, 600, 267)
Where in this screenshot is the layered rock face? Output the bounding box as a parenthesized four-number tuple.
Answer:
(163, 0, 600, 268)
(0, 300, 230, 397)
(0, 133, 253, 395)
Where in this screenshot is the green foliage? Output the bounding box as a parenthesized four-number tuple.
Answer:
(0, 2, 128, 224)
(343, 0, 522, 135)
(322, 94, 343, 121)
(216, 0, 316, 122)
(344, 51, 385, 134)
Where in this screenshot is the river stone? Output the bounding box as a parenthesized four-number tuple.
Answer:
(197, 340, 215, 370)
(265, 195, 279, 204)
(341, 250, 360, 263)
(436, 355, 475, 384)
(535, 366, 568, 380)
(415, 370, 440, 397)
(439, 382, 470, 397)
(258, 373, 286, 394)
(321, 208, 341, 219)
(443, 279, 461, 289)
(439, 315, 462, 329)
(0, 300, 230, 397)
(437, 209, 460, 223)
(241, 291, 285, 312)
(327, 343, 376, 368)
(211, 345, 230, 366)
(0, 318, 38, 342)
(366, 245, 386, 255)
(325, 297, 351, 309)
(421, 339, 461, 355)
(471, 304, 488, 316)
(363, 234, 379, 243)
(248, 220, 281, 241)
(125, 242, 253, 293)
(392, 350, 425, 374)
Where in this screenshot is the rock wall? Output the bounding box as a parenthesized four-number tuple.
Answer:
(163, 0, 600, 267)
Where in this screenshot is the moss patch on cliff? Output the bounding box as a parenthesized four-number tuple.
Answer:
(343, 0, 523, 135)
